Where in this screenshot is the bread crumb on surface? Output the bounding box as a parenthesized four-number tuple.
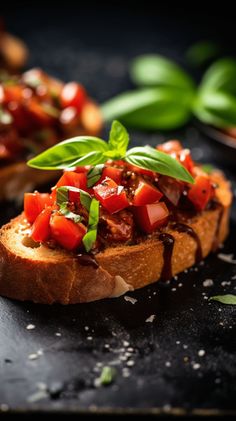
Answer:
(124, 295, 137, 305)
(145, 314, 156, 323)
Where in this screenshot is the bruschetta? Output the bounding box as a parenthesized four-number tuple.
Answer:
(0, 68, 103, 201)
(0, 122, 232, 304)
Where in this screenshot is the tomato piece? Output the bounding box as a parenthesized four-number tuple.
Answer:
(134, 202, 169, 234)
(93, 177, 129, 214)
(133, 178, 163, 206)
(24, 192, 52, 223)
(50, 215, 86, 251)
(59, 106, 80, 135)
(127, 163, 155, 179)
(187, 175, 212, 211)
(54, 171, 87, 203)
(158, 176, 184, 206)
(99, 166, 123, 185)
(179, 149, 194, 174)
(60, 82, 87, 113)
(25, 98, 57, 127)
(157, 140, 183, 153)
(3, 85, 24, 104)
(7, 101, 31, 133)
(31, 207, 51, 243)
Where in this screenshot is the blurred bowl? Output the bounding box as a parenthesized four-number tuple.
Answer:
(196, 121, 236, 170)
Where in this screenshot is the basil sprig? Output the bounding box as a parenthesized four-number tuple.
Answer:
(28, 121, 194, 184)
(56, 186, 99, 251)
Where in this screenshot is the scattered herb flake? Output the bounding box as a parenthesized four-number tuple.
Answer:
(209, 294, 236, 305)
(99, 366, 117, 386)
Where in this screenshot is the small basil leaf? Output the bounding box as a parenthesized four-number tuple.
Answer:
(194, 91, 236, 128)
(209, 294, 236, 305)
(130, 54, 195, 90)
(99, 366, 117, 386)
(59, 202, 82, 223)
(101, 88, 193, 130)
(186, 41, 220, 67)
(56, 186, 92, 211)
(82, 198, 99, 252)
(28, 136, 109, 170)
(125, 146, 194, 184)
(87, 164, 104, 188)
(200, 58, 236, 95)
(107, 120, 129, 158)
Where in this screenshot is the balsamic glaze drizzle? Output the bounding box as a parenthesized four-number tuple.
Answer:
(77, 254, 99, 269)
(172, 222, 203, 263)
(159, 233, 175, 281)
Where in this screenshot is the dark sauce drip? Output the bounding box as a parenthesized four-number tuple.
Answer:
(172, 222, 203, 263)
(77, 254, 99, 269)
(211, 202, 224, 251)
(159, 233, 175, 281)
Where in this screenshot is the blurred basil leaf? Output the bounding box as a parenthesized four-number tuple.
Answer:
(186, 41, 220, 67)
(130, 54, 195, 91)
(101, 88, 193, 130)
(194, 90, 236, 128)
(200, 58, 236, 95)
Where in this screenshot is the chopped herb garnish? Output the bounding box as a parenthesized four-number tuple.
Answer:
(209, 294, 236, 305)
(99, 366, 117, 386)
(82, 198, 99, 252)
(87, 164, 104, 188)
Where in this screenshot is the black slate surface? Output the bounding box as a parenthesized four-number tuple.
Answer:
(0, 4, 236, 416)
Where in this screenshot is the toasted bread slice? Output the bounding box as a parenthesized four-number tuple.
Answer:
(0, 171, 232, 304)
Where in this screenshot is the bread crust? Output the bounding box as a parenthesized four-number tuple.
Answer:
(0, 171, 232, 304)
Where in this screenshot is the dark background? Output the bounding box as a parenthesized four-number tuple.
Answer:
(0, 3, 236, 416)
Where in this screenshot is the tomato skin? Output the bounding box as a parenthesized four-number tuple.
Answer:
(99, 167, 123, 185)
(187, 175, 212, 211)
(93, 177, 129, 214)
(60, 82, 87, 113)
(133, 179, 163, 206)
(24, 192, 52, 223)
(31, 207, 51, 242)
(50, 215, 86, 251)
(54, 171, 87, 202)
(158, 176, 184, 207)
(179, 149, 194, 174)
(134, 202, 169, 233)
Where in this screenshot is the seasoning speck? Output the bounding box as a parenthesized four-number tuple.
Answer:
(26, 324, 35, 330)
(145, 314, 156, 323)
(123, 340, 130, 347)
(203, 279, 214, 287)
(193, 363, 201, 370)
(28, 353, 39, 360)
(217, 253, 236, 264)
(126, 360, 135, 367)
(165, 361, 171, 367)
(198, 349, 205, 357)
(0, 404, 9, 412)
(124, 295, 137, 304)
(55, 332, 61, 337)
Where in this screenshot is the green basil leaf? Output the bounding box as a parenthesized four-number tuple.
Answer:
(194, 91, 236, 128)
(87, 164, 104, 188)
(125, 146, 194, 183)
(200, 58, 236, 95)
(99, 366, 117, 386)
(209, 294, 236, 305)
(59, 202, 82, 223)
(186, 41, 220, 67)
(107, 120, 129, 158)
(101, 88, 193, 130)
(56, 186, 91, 211)
(28, 136, 109, 170)
(130, 54, 195, 90)
(82, 198, 99, 252)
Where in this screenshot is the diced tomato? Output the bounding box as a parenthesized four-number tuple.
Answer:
(93, 177, 129, 214)
(179, 149, 194, 174)
(24, 192, 52, 223)
(7, 101, 31, 133)
(50, 214, 86, 251)
(134, 202, 169, 234)
(25, 98, 57, 127)
(127, 163, 155, 179)
(31, 207, 52, 242)
(60, 82, 87, 113)
(99, 166, 123, 185)
(157, 140, 183, 153)
(187, 175, 212, 211)
(54, 171, 87, 203)
(59, 106, 80, 134)
(2, 85, 24, 104)
(133, 178, 163, 206)
(158, 176, 184, 207)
